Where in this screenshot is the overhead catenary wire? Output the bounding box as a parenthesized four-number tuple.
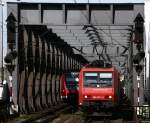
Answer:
(76, 4, 130, 63)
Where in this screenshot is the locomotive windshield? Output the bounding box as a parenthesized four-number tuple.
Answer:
(65, 73, 78, 90)
(84, 72, 112, 87)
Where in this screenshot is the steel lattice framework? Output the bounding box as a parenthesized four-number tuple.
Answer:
(6, 2, 144, 114)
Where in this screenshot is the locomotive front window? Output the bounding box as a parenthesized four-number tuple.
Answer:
(84, 72, 112, 87)
(99, 73, 112, 87)
(66, 73, 78, 90)
(84, 73, 98, 86)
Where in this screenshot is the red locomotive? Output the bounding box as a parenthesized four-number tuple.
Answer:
(78, 61, 120, 111)
(60, 72, 79, 103)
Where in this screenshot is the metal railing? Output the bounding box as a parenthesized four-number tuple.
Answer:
(135, 106, 150, 120)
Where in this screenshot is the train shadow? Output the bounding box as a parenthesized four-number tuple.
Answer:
(81, 105, 134, 121)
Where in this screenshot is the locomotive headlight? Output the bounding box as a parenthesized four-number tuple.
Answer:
(84, 95, 88, 98)
(108, 96, 112, 99)
(75, 77, 79, 82)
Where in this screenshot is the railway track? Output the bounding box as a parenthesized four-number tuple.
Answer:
(31, 105, 72, 123)
(83, 113, 136, 123)
(84, 119, 136, 123)
(6, 103, 72, 123)
(6, 104, 138, 123)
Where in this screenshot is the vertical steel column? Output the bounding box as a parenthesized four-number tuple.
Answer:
(49, 44, 53, 105)
(62, 4, 66, 24)
(35, 35, 42, 110)
(57, 44, 61, 103)
(40, 39, 47, 108)
(18, 26, 26, 113)
(33, 30, 41, 111)
(51, 44, 56, 105)
(46, 40, 52, 107)
(110, 4, 115, 24)
(55, 47, 60, 103)
(50, 43, 54, 105)
(130, 27, 134, 105)
(23, 27, 29, 113)
(87, 4, 90, 23)
(32, 30, 36, 111)
(38, 4, 42, 24)
(27, 29, 35, 112)
(40, 38, 47, 108)
(54, 47, 59, 103)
